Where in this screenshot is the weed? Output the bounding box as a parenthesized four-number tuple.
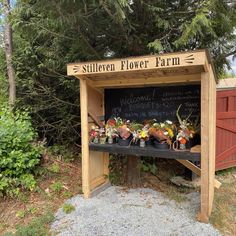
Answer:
(50, 182, 63, 194)
(16, 210, 26, 219)
(17, 193, 29, 203)
(63, 191, 73, 198)
(62, 203, 75, 214)
(49, 163, 60, 173)
(4, 212, 54, 236)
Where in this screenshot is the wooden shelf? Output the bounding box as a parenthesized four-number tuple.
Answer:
(89, 143, 200, 161)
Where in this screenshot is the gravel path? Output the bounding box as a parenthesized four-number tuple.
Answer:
(51, 186, 221, 236)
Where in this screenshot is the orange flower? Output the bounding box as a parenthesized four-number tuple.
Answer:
(179, 138, 187, 144)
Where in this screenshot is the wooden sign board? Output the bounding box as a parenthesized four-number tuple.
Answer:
(67, 51, 207, 76)
(105, 85, 200, 122)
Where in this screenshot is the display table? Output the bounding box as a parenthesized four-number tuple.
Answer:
(89, 143, 200, 162)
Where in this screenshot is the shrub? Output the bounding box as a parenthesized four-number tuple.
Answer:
(0, 107, 41, 197)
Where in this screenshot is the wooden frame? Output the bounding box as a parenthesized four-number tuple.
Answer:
(67, 49, 218, 222)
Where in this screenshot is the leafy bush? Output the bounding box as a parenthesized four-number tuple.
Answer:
(0, 107, 41, 197)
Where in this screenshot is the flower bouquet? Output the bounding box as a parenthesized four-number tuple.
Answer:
(99, 127, 107, 144)
(174, 104, 197, 150)
(105, 118, 118, 144)
(138, 124, 150, 147)
(89, 125, 100, 144)
(115, 117, 132, 146)
(129, 122, 143, 145)
(149, 120, 175, 149)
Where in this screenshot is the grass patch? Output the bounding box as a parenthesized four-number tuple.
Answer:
(4, 212, 54, 236)
(210, 168, 236, 235)
(62, 203, 75, 214)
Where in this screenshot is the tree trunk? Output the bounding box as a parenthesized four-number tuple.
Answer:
(3, 0, 16, 106)
(126, 155, 141, 186)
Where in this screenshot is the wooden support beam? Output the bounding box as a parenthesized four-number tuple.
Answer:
(176, 160, 221, 189)
(93, 74, 201, 88)
(79, 78, 90, 198)
(88, 109, 103, 127)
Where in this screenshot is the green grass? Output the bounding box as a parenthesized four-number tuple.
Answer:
(62, 203, 75, 214)
(4, 212, 54, 236)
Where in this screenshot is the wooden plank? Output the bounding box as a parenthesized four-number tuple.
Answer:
(217, 90, 236, 98)
(199, 70, 211, 223)
(93, 74, 201, 88)
(190, 145, 201, 153)
(88, 109, 103, 127)
(216, 120, 236, 133)
(89, 144, 200, 161)
(217, 111, 236, 119)
(216, 145, 236, 162)
(80, 78, 90, 198)
(90, 176, 108, 190)
(67, 50, 207, 76)
(216, 160, 236, 171)
(208, 65, 215, 215)
(176, 160, 221, 189)
(228, 96, 235, 111)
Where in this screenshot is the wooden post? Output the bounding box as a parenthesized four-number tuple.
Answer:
(199, 67, 215, 223)
(126, 155, 141, 186)
(79, 78, 90, 198)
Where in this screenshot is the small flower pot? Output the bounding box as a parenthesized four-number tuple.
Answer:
(145, 139, 153, 147)
(118, 136, 132, 146)
(93, 137, 99, 144)
(108, 137, 113, 144)
(99, 137, 107, 144)
(140, 139, 146, 148)
(153, 140, 169, 149)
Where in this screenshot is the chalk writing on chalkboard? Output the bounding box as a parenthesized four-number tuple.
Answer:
(105, 85, 200, 122)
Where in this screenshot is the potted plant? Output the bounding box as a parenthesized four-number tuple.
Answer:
(139, 125, 149, 148)
(174, 105, 197, 150)
(149, 120, 175, 149)
(129, 122, 143, 146)
(89, 125, 99, 144)
(105, 118, 118, 144)
(99, 127, 107, 144)
(115, 117, 132, 146)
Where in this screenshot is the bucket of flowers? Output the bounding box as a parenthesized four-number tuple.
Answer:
(105, 118, 118, 144)
(149, 120, 175, 149)
(173, 104, 198, 150)
(99, 127, 107, 144)
(89, 125, 100, 144)
(129, 122, 143, 146)
(138, 125, 149, 148)
(115, 117, 132, 146)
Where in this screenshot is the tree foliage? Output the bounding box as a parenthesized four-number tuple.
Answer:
(1, 0, 235, 144)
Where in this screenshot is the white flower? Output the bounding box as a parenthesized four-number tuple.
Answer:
(164, 131, 168, 136)
(160, 123, 165, 127)
(166, 120, 172, 124)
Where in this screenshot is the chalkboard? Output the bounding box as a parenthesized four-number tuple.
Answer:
(105, 85, 200, 122)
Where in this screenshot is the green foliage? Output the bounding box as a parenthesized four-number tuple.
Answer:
(50, 182, 63, 194)
(0, 107, 41, 197)
(49, 163, 60, 173)
(4, 212, 54, 236)
(16, 210, 26, 219)
(140, 160, 158, 175)
(1, 0, 235, 145)
(62, 203, 75, 214)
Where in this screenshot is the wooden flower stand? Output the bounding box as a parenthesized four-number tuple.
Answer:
(67, 49, 221, 223)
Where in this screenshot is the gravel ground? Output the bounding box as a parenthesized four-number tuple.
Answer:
(51, 186, 221, 236)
